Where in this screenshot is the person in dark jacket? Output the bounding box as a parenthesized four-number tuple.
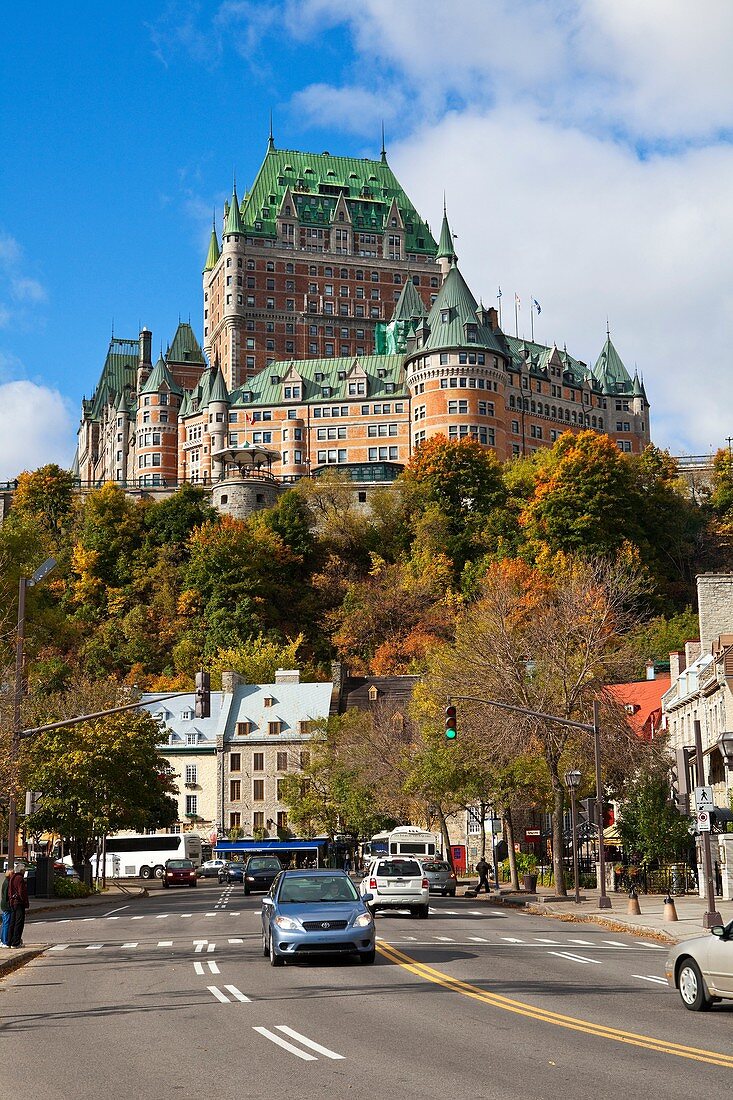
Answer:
(7, 864, 29, 948)
(0, 868, 12, 947)
(475, 857, 492, 893)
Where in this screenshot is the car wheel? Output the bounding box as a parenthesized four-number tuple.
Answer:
(153, 865, 165, 879)
(359, 948, 376, 965)
(262, 930, 269, 957)
(269, 934, 284, 967)
(140, 866, 152, 880)
(244, 885, 250, 896)
(418, 904, 429, 919)
(678, 959, 712, 1011)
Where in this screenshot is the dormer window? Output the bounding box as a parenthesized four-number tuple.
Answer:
(368, 685, 378, 701)
(321, 386, 331, 398)
(315, 372, 324, 383)
(385, 382, 395, 394)
(271, 375, 280, 384)
(441, 309, 450, 324)
(264, 696, 274, 707)
(466, 323, 478, 343)
(338, 371, 346, 380)
(180, 708, 193, 721)
(186, 732, 199, 745)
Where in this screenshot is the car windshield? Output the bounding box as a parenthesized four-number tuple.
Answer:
(423, 862, 450, 872)
(279, 875, 359, 904)
(167, 860, 192, 869)
(376, 860, 421, 876)
(248, 859, 281, 871)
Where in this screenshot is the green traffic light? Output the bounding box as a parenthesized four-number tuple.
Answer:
(445, 727, 457, 740)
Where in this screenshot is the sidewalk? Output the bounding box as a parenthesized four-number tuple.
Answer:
(485, 883, 733, 943)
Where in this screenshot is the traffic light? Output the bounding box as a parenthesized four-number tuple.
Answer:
(445, 704, 457, 741)
(195, 670, 211, 719)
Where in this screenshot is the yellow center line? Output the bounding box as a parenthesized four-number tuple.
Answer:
(376, 941, 733, 1069)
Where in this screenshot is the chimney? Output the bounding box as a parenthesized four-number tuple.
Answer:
(685, 640, 702, 667)
(645, 660, 655, 681)
(487, 306, 499, 331)
(696, 573, 733, 654)
(275, 669, 300, 684)
(139, 327, 152, 368)
(221, 670, 246, 694)
(669, 651, 686, 682)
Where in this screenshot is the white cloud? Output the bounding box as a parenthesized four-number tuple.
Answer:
(0, 230, 48, 329)
(290, 83, 404, 134)
(0, 381, 76, 482)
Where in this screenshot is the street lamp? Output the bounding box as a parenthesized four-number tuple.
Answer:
(717, 730, 733, 772)
(564, 769, 582, 905)
(5, 558, 56, 870)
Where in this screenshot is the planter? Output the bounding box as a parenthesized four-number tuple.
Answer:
(522, 872, 538, 893)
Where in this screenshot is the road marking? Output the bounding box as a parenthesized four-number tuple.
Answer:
(82, 918, 96, 922)
(603, 940, 630, 948)
(569, 939, 594, 945)
(57, 918, 72, 923)
(435, 936, 455, 942)
(194, 961, 205, 975)
(207, 943, 216, 953)
(208, 961, 220, 974)
(157, 941, 173, 947)
(122, 942, 138, 948)
(275, 1026, 344, 1059)
(194, 941, 207, 952)
(253, 1027, 317, 1061)
(535, 938, 562, 945)
(106, 916, 119, 921)
(179, 913, 193, 918)
(501, 937, 524, 943)
(49, 944, 68, 951)
(228, 938, 243, 944)
(633, 974, 668, 986)
(224, 985, 250, 1002)
(229, 912, 241, 916)
(155, 914, 169, 919)
(205, 912, 218, 917)
(469, 936, 489, 943)
(377, 941, 733, 1068)
(131, 916, 144, 921)
(86, 944, 103, 950)
(208, 986, 231, 1004)
(195, 960, 219, 975)
(549, 951, 601, 965)
(638, 942, 665, 949)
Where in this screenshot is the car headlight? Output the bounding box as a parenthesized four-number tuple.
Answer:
(353, 912, 374, 928)
(274, 915, 301, 931)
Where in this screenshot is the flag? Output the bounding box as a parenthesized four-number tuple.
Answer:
(515, 293, 521, 308)
(497, 286, 502, 300)
(245, 413, 253, 425)
(533, 298, 542, 315)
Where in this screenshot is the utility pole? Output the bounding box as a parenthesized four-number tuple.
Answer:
(694, 719, 722, 928)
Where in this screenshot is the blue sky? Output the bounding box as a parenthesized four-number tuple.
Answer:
(2, 1, 733, 478)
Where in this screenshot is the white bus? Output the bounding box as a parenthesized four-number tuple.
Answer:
(67, 833, 203, 880)
(363, 826, 440, 862)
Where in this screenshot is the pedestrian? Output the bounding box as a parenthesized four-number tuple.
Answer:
(475, 857, 491, 894)
(343, 854, 351, 875)
(6, 863, 29, 948)
(0, 867, 12, 947)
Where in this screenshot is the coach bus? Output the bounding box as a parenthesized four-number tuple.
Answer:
(64, 833, 203, 879)
(362, 826, 440, 862)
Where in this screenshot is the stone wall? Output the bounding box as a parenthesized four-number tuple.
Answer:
(697, 573, 733, 653)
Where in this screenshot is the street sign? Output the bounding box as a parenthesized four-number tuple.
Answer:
(525, 828, 541, 841)
(694, 786, 714, 810)
(697, 810, 711, 832)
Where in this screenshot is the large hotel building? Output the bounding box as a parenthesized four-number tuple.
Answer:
(75, 137, 650, 507)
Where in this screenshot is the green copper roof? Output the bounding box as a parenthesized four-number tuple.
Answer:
(224, 185, 245, 236)
(422, 264, 505, 354)
(204, 223, 221, 271)
(179, 389, 193, 417)
(140, 355, 184, 397)
(592, 335, 633, 393)
(436, 207, 455, 260)
(238, 145, 437, 255)
(208, 368, 230, 405)
(219, 354, 406, 413)
(391, 278, 427, 322)
(503, 336, 591, 388)
(87, 336, 139, 420)
(167, 322, 206, 366)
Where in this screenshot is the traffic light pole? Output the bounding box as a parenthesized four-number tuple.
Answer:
(694, 719, 722, 928)
(448, 694, 611, 909)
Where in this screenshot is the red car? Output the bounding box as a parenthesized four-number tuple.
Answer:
(162, 859, 198, 888)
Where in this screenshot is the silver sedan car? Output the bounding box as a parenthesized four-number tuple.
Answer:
(665, 919, 733, 1010)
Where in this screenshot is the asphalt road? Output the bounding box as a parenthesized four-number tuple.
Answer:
(2, 881, 732, 1099)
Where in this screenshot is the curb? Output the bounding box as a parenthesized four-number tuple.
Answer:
(0, 947, 46, 979)
(28, 887, 148, 915)
(524, 902, 677, 944)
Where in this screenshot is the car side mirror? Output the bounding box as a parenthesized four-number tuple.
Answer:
(711, 925, 727, 938)
(362, 892, 373, 903)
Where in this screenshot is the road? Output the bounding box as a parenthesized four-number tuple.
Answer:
(2, 881, 731, 1099)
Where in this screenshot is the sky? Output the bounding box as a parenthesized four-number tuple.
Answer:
(2, 0, 733, 480)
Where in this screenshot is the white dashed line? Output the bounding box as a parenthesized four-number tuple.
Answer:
(569, 939, 594, 945)
(435, 936, 455, 942)
(275, 1026, 343, 1059)
(157, 941, 173, 947)
(501, 937, 524, 943)
(469, 936, 489, 943)
(131, 916, 144, 921)
(207, 943, 216, 953)
(155, 914, 169, 919)
(224, 985, 250, 1002)
(228, 938, 244, 944)
(49, 944, 68, 951)
(535, 938, 562, 945)
(254, 1027, 317, 1060)
(549, 951, 601, 965)
(86, 944, 103, 950)
(208, 986, 231, 1003)
(603, 940, 630, 948)
(633, 974, 668, 985)
(122, 942, 138, 948)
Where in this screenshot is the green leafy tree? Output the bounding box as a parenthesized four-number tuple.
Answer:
(144, 483, 216, 554)
(617, 759, 691, 866)
(12, 464, 76, 540)
(210, 634, 307, 687)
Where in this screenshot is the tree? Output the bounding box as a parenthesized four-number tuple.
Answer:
(11, 464, 76, 540)
(617, 757, 691, 867)
(144, 483, 216, 554)
(422, 555, 645, 895)
(210, 634, 307, 686)
(22, 701, 178, 877)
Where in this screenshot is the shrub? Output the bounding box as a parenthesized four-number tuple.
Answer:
(53, 877, 93, 899)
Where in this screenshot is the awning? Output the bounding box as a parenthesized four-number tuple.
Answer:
(603, 824, 621, 842)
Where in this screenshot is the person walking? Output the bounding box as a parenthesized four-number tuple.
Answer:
(0, 867, 12, 947)
(475, 857, 492, 894)
(7, 863, 29, 948)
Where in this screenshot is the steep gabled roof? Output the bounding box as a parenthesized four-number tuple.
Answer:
(593, 335, 633, 393)
(391, 278, 427, 322)
(237, 144, 437, 256)
(436, 206, 455, 261)
(140, 355, 184, 397)
(422, 263, 505, 354)
(167, 322, 206, 366)
(87, 337, 139, 420)
(228, 354, 405, 408)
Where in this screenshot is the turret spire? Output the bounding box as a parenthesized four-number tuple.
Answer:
(268, 111, 275, 151)
(381, 121, 387, 163)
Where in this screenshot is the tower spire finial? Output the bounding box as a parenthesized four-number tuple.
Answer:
(606, 316, 610, 338)
(380, 121, 387, 163)
(268, 110, 275, 151)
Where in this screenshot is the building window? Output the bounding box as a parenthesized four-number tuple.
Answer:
(230, 752, 241, 771)
(253, 779, 265, 801)
(236, 721, 250, 736)
(185, 764, 197, 785)
(229, 812, 241, 830)
(185, 795, 198, 816)
(253, 812, 264, 829)
(277, 811, 288, 829)
(253, 752, 264, 771)
(268, 720, 282, 735)
(277, 752, 288, 771)
(230, 779, 241, 801)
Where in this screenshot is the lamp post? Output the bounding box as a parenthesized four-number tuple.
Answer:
(694, 719, 722, 929)
(564, 768, 582, 905)
(5, 558, 56, 870)
(718, 730, 733, 778)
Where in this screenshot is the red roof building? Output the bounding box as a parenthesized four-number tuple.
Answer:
(606, 675, 671, 741)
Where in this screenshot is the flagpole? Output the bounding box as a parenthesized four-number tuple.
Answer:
(514, 295, 519, 338)
(530, 295, 534, 342)
(497, 287, 502, 329)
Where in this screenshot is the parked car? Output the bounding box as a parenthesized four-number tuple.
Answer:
(665, 919, 733, 1009)
(197, 858, 228, 878)
(218, 861, 245, 884)
(162, 859, 198, 888)
(261, 869, 375, 966)
(359, 857, 430, 918)
(243, 856, 282, 895)
(421, 859, 457, 896)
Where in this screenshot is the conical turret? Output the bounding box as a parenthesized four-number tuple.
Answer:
(436, 200, 456, 278)
(224, 183, 245, 236)
(204, 219, 220, 271)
